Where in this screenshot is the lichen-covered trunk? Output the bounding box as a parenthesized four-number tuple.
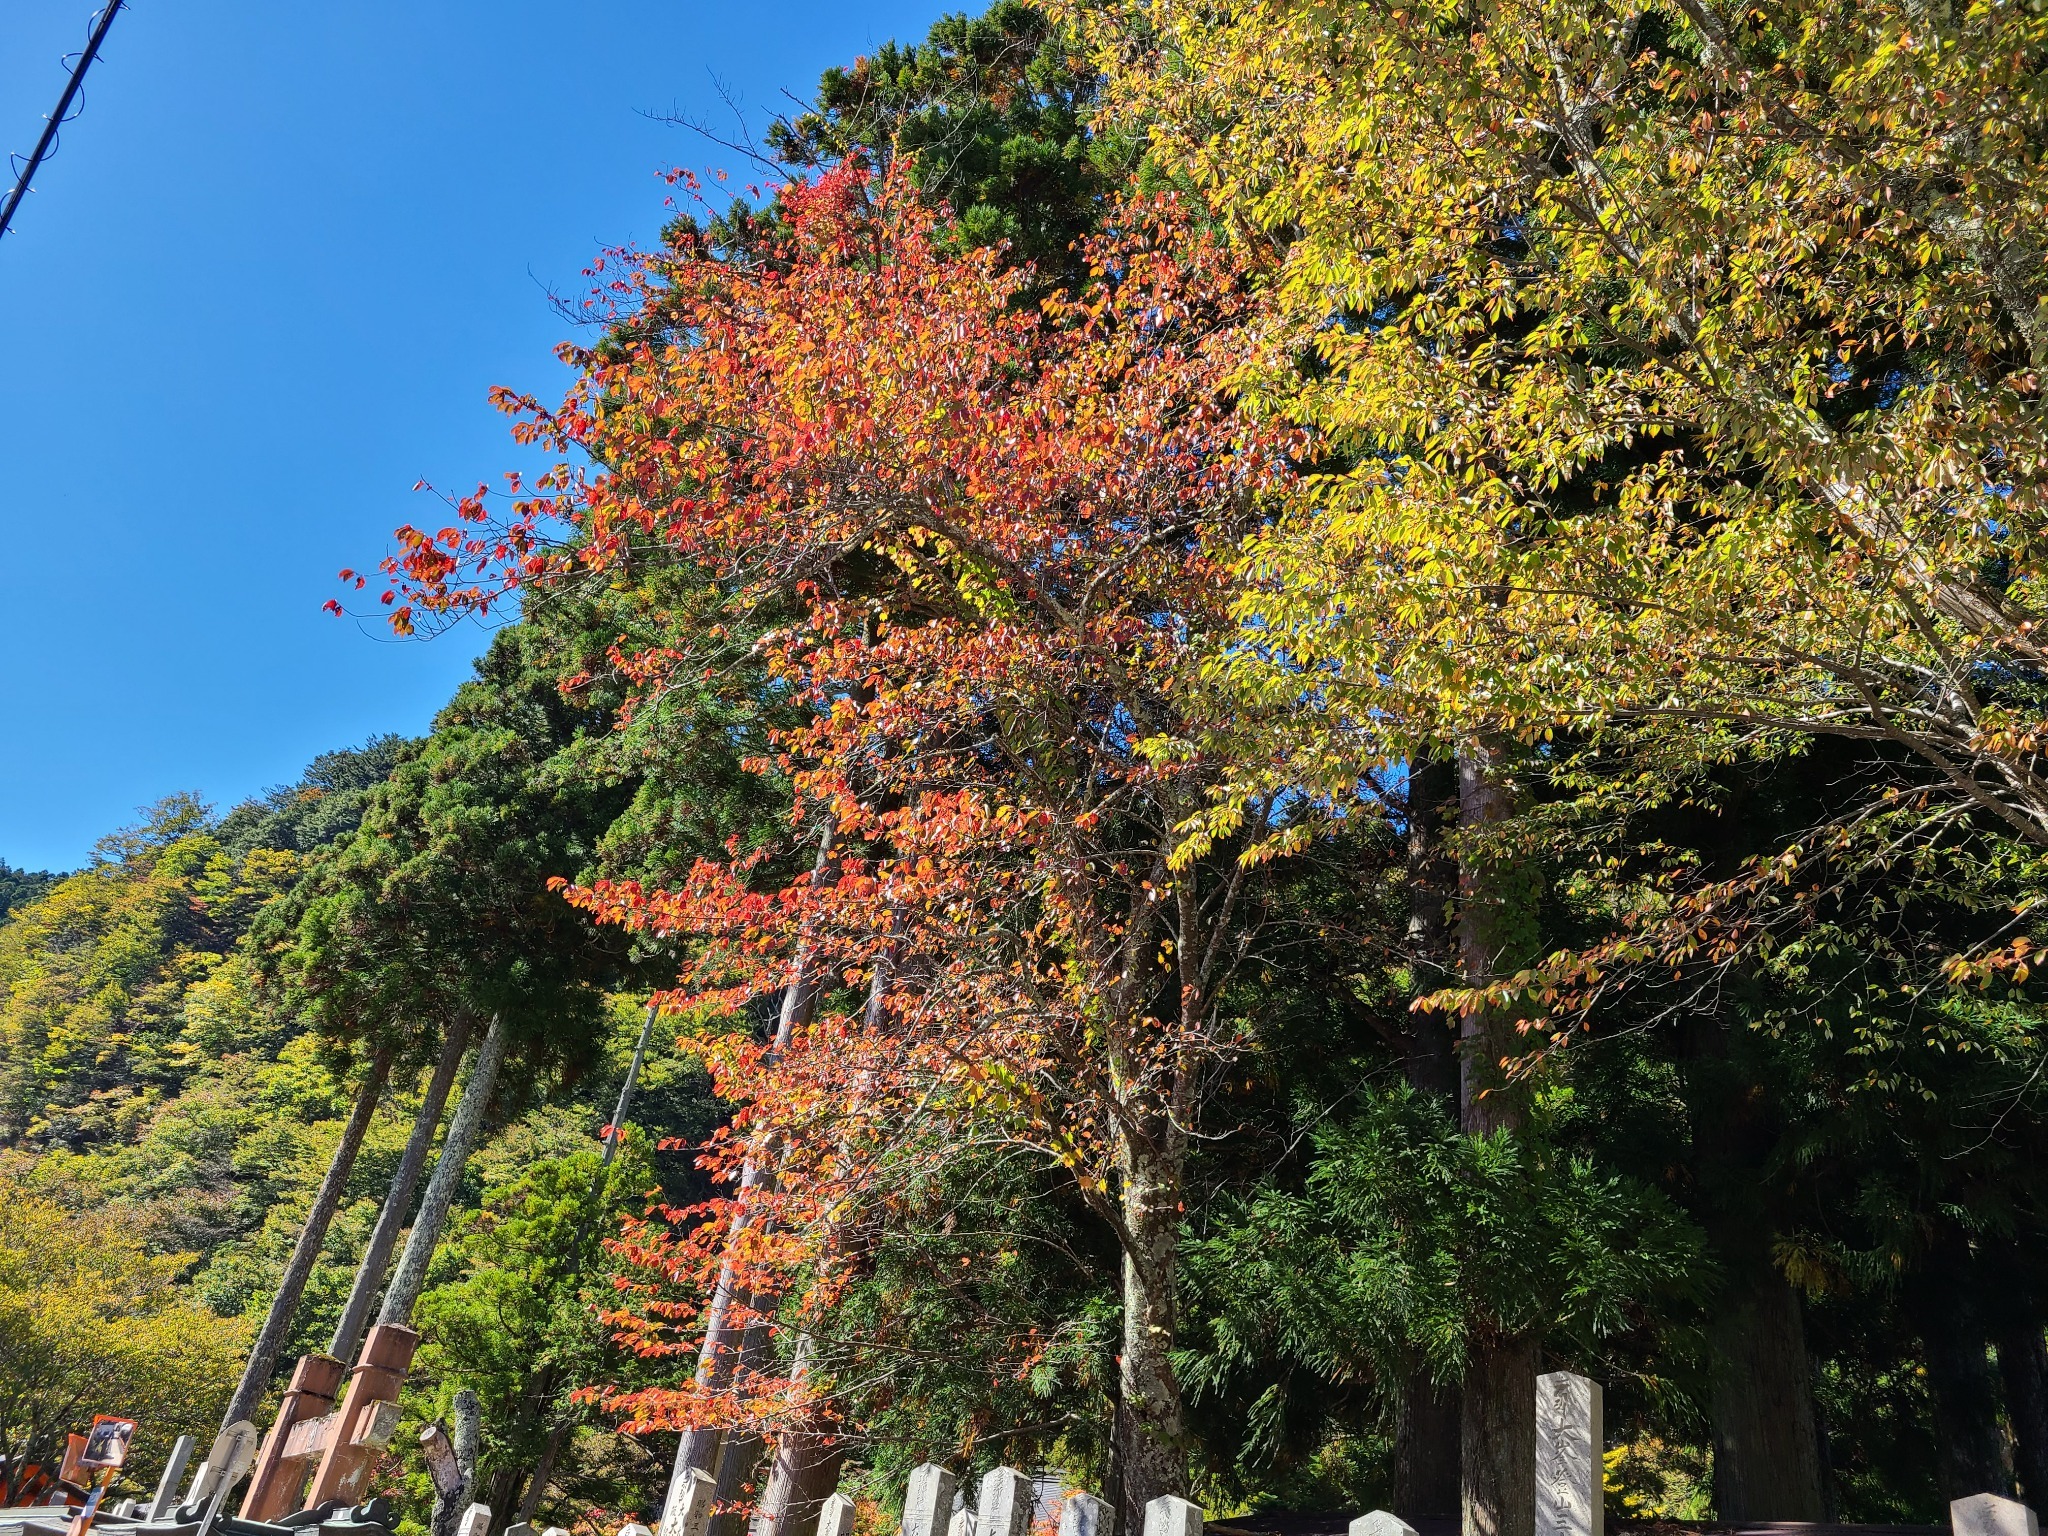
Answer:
(1114, 1140, 1190, 1533)
(380, 1012, 509, 1327)
(330, 1019, 471, 1362)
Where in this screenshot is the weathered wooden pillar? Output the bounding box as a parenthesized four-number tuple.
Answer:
(303, 1323, 420, 1508)
(241, 1352, 347, 1519)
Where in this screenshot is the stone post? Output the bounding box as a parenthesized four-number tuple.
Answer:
(979, 1470, 1033, 1536)
(661, 1469, 719, 1536)
(817, 1496, 856, 1536)
(149, 1436, 195, 1521)
(1533, 1372, 1603, 1536)
(902, 1466, 956, 1536)
(1141, 1498, 1201, 1536)
(1953, 1494, 2042, 1536)
(1057, 1493, 1113, 1536)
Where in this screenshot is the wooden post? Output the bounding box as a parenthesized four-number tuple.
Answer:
(302, 1323, 420, 1508)
(241, 1352, 348, 1519)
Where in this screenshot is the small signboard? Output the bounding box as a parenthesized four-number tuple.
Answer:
(79, 1418, 137, 1472)
(56, 1434, 88, 1489)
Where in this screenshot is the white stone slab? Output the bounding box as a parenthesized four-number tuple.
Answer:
(661, 1468, 719, 1536)
(978, 1469, 1033, 1536)
(903, 1465, 957, 1536)
(1057, 1492, 1112, 1536)
(1953, 1495, 2042, 1536)
(1142, 1497, 1201, 1536)
(1534, 1371, 1603, 1536)
(818, 1493, 858, 1536)
(454, 1504, 493, 1536)
(1349, 1513, 1417, 1536)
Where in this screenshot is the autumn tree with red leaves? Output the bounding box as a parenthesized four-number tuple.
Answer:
(370, 165, 1297, 1528)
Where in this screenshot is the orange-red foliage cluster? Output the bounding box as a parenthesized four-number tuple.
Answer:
(366, 164, 1295, 1453)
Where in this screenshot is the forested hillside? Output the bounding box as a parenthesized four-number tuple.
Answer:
(8, 5, 2048, 1536)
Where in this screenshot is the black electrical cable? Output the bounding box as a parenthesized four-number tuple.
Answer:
(0, 2, 126, 244)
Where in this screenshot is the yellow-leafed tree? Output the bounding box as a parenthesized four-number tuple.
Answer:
(0, 1175, 249, 1503)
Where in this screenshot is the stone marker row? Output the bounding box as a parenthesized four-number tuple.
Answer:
(625, 1368, 2045, 1536)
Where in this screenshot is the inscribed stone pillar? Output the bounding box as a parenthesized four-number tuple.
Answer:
(1534, 1372, 1603, 1536)
(662, 1469, 719, 1536)
(1142, 1497, 1201, 1536)
(817, 1494, 857, 1536)
(979, 1469, 1033, 1536)
(1953, 1494, 2043, 1536)
(1349, 1514, 1418, 1536)
(903, 1466, 957, 1536)
(1057, 1493, 1113, 1536)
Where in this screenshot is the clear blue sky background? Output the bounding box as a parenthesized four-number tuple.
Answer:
(0, 0, 941, 873)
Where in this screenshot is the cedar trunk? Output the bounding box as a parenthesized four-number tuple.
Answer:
(223, 1045, 392, 1429)
(1455, 742, 1535, 1536)
(1709, 1267, 1824, 1519)
(330, 1020, 472, 1362)
(1999, 1323, 2048, 1505)
(379, 1013, 510, 1327)
(1460, 1333, 1537, 1536)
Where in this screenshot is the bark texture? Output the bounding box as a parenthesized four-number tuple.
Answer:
(1912, 1257, 2013, 1500)
(1454, 741, 1535, 1536)
(223, 1045, 391, 1431)
(1999, 1323, 2048, 1505)
(1459, 1333, 1537, 1536)
(1114, 1152, 1190, 1534)
(1709, 1268, 1824, 1519)
(331, 1020, 471, 1361)
(380, 1013, 509, 1327)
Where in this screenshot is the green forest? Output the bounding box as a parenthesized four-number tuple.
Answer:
(7, 4, 2048, 1536)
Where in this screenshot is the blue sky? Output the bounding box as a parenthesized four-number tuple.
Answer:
(0, 0, 940, 872)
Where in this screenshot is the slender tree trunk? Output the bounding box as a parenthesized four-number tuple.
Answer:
(518, 1420, 570, 1525)
(1999, 1323, 2048, 1505)
(1113, 1138, 1190, 1533)
(663, 834, 837, 1520)
(1455, 741, 1534, 1536)
(431, 1390, 482, 1536)
(331, 1020, 472, 1362)
(1399, 750, 1461, 1514)
(748, 949, 895, 1536)
(380, 1013, 509, 1328)
(222, 1045, 392, 1430)
(1710, 1267, 1824, 1519)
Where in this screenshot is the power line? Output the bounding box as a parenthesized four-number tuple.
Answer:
(0, 2, 126, 245)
